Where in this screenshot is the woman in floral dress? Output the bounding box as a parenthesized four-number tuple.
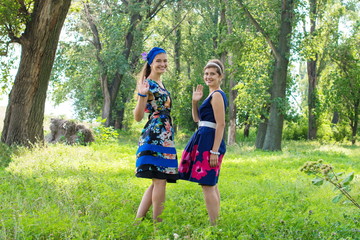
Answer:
(134, 47, 178, 223)
(179, 59, 227, 225)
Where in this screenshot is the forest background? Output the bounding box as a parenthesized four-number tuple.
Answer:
(0, 0, 359, 149)
(0, 1, 359, 239)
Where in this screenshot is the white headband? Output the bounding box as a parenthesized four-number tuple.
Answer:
(205, 62, 223, 75)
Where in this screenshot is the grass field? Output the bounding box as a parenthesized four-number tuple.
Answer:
(0, 138, 359, 239)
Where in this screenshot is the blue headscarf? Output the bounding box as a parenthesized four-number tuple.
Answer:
(147, 47, 166, 65)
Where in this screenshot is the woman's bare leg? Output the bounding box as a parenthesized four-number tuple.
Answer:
(202, 185, 220, 225)
(135, 183, 154, 219)
(152, 179, 167, 222)
(215, 185, 220, 202)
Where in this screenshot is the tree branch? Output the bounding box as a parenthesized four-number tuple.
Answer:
(147, 0, 166, 19)
(236, 0, 281, 61)
(5, 24, 22, 44)
(159, 11, 188, 45)
(83, 2, 102, 52)
(17, 0, 30, 16)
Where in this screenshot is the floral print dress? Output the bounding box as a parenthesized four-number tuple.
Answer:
(135, 79, 178, 183)
(179, 90, 227, 186)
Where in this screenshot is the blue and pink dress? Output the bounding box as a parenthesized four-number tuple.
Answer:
(179, 90, 228, 186)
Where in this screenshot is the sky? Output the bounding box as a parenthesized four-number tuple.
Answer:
(0, 94, 74, 119)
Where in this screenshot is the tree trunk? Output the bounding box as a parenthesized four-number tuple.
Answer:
(223, 0, 237, 145)
(256, 120, 267, 149)
(1, 0, 71, 146)
(88, 0, 165, 128)
(174, 5, 181, 78)
(227, 73, 237, 144)
(237, 0, 294, 151)
(244, 123, 250, 137)
(115, 107, 125, 130)
(174, 28, 181, 77)
(172, 9, 182, 132)
(307, 0, 318, 140)
(84, 2, 131, 127)
(220, 48, 229, 143)
(100, 74, 112, 125)
(262, 56, 287, 151)
(307, 58, 317, 140)
(262, 0, 294, 151)
(331, 111, 339, 124)
(350, 100, 359, 145)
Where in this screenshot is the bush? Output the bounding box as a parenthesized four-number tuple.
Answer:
(283, 118, 307, 140)
(236, 127, 257, 142)
(92, 119, 119, 143)
(175, 128, 193, 144)
(331, 123, 351, 142)
(317, 123, 334, 142)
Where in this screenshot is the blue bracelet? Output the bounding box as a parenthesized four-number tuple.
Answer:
(137, 93, 147, 97)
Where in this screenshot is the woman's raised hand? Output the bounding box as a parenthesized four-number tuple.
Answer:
(137, 77, 149, 95)
(192, 84, 203, 102)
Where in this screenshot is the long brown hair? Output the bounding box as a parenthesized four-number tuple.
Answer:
(137, 63, 152, 83)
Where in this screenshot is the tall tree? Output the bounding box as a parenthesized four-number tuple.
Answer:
(157, 0, 224, 132)
(223, 0, 237, 145)
(1, 0, 71, 145)
(298, 0, 356, 142)
(237, 0, 295, 150)
(84, 0, 167, 127)
(300, 0, 336, 140)
(328, 31, 360, 144)
(306, 0, 319, 140)
(52, 0, 169, 128)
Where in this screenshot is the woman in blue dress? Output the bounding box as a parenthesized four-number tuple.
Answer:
(134, 47, 178, 223)
(179, 59, 227, 225)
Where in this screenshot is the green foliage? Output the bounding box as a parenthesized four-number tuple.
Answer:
(233, 35, 273, 126)
(317, 122, 334, 142)
(51, 0, 148, 122)
(0, 142, 13, 168)
(75, 131, 87, 146)
(148, 0, 225, 131)
(0, 0, 32, 47)
(0, 46, 18, 94)
(326, 28, 360, 143)
(92, 118, 119, 143)
(301, 159, 360, 209)
(0, 0, 357, 145)
(0, 140, 359, 239)
(283, 117, 307, 140)
(0, 1, 31, 92)
(331, 122, 351, 142)
(175, 128, 194, 144)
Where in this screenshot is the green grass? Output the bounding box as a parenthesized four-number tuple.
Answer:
(0, 139, 359, 239)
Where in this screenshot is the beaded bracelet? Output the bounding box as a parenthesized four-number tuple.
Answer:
(210, 150, 220, 155)
(137, 93, 147, 97)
